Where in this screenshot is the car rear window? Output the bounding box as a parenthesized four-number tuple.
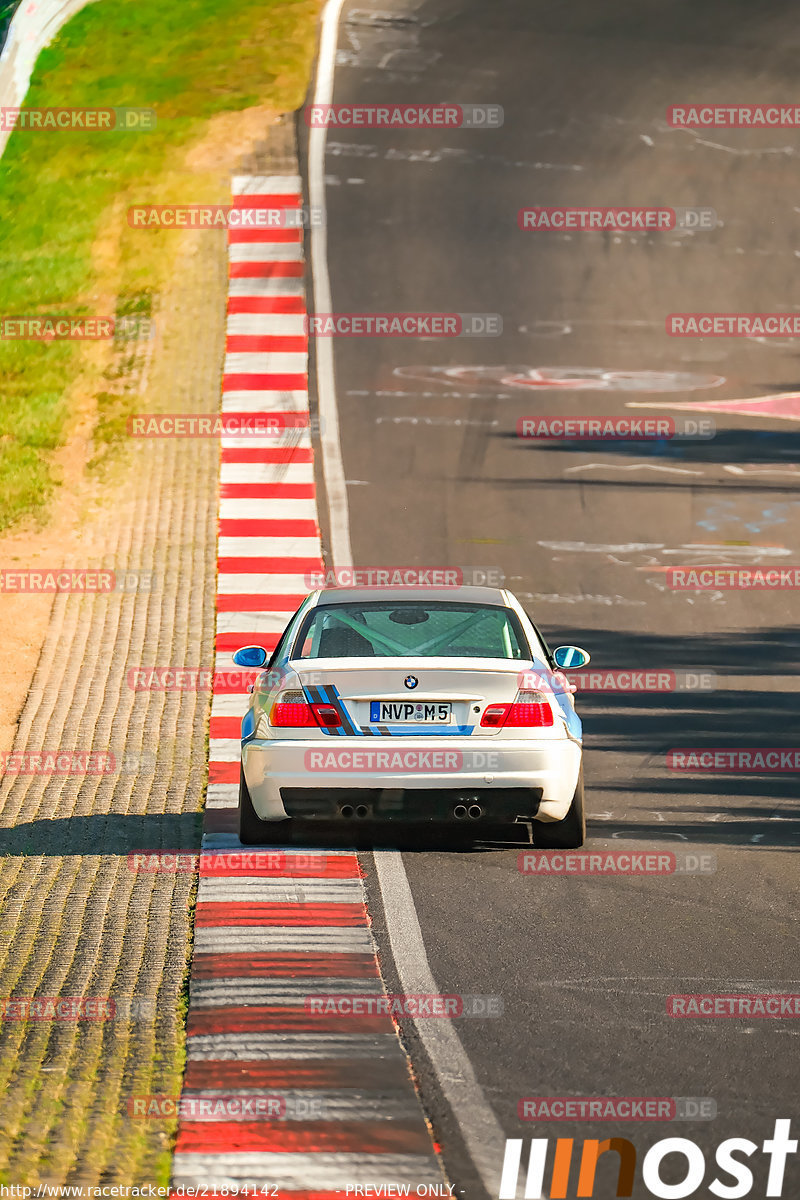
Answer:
(293, 601, 530, 660)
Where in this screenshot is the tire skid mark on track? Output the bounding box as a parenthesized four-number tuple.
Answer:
(170, 174, 444, 1191)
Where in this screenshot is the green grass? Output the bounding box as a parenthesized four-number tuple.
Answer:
(0, 0, 319, 531)
(0, 2, 18, 40)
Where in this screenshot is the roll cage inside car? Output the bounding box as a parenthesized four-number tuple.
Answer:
(289, 601, 533, 660)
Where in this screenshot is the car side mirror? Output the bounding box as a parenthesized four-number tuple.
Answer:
(232, 645, 268, 668)
(553, 645, 591, 669)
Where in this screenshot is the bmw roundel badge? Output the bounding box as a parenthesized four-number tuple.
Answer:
(404, 675, 419, 690)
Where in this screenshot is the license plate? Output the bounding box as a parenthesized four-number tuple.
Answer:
(370, 701, 452, 724)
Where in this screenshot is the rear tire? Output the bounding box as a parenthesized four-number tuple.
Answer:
(534, 766, 586, 849)
(238, 762, 269, 845)
(238, 763, 296, 845)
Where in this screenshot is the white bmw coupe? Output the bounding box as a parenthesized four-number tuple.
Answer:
(232, 585, 590, 847)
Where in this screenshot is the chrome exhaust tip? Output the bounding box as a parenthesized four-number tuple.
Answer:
(340, 804, 354, 818)
(468, 804, 483, 820)
(453, 804, 467, 819)
(355, 804, 369, 819)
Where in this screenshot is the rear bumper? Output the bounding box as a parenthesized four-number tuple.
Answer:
(241, 736, 581, 823)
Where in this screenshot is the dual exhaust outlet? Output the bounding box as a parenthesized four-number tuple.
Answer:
(339, 804, 370, 819)
(454, 803, 483, 820)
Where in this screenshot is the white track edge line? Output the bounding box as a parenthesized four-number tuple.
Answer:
(308, 0, 353, 570)
(373, 852, 506, 1197)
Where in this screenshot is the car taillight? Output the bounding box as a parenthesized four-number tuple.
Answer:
(311, 703, 342, 729)
(270, 690, 316, 727)
(269, 692, 344, 729)
(504, 700, 554, 727)
(480, 690, 554, 729)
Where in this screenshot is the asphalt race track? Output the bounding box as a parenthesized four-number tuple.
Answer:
(298, 1, 800, 1196)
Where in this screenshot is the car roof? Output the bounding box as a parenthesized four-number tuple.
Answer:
(314, 585, 510, 606)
